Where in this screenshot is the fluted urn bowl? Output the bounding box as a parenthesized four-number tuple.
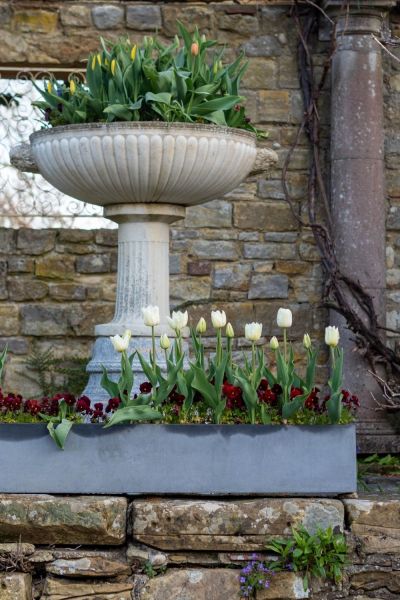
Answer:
(30, 122, 257, 207)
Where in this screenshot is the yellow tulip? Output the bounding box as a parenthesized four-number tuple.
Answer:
(97, 53, 102, 66)
(111, 59, 116, 75)
(91, 55, 96, 70)
(131, 45, 137, 61)
(46, 81, 52, 94)
(69, 79, 76, 95)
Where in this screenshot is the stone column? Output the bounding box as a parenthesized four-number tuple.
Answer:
(83, 204, 185, 400)
(325, 1, 397, 451)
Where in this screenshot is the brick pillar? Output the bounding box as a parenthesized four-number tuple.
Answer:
(325, 1, 398, 451)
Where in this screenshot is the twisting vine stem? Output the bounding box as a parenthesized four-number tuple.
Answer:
(284, 1, 400, 383)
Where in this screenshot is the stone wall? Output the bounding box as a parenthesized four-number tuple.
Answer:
(0, 1, 399, 428)
(0, 493, 398, 599)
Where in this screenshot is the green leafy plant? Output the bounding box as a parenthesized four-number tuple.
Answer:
(39, 399, 75, 450)
(23, 344, 89, 397)
(266, 525, 348, 591)
(33, 22, 263, 136)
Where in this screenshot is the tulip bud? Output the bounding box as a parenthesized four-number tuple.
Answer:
(303, 333, 312, 349)
(97, 53, 102, 66)
(211, 310, 226, 329)
(142, 305, 160, 327)
(325, 326, 339, 348)
(277, 308, 292, 329)
(245, 322, 263, 342)
(270, 336, 279, 351)
(91, 55, 96, 70)
(174, 35, 180, 47)
(130, 45, 137, 61)
(69, 79, 76, 95)
(111, 59, 116, 75)
(110, 330, 131, 353)
(196, 317, 207, 335)
(191, 42, 199, 56)
(213, 62, 218, 75)
(226, 323, 234, 338)
(167, 310, 188, 332)
(160, 334, 170, 350)
(201, 34, 206, 43)
(46, 81, 52, 94)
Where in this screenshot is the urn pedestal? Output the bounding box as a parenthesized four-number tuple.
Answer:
(30, 123, 257, 399)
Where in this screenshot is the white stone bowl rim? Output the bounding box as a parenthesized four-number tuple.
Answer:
(30, 121, 257, 144)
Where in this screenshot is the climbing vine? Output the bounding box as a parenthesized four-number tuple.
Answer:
(285, 0, 400, 411)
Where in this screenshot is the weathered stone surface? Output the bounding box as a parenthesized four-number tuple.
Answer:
(243, 58, 278, 89)
(12, 10, 58, 33)
(131, 499, 344, 551)
(162, 6, 212, 35)
(188, 261, 212, 276)
(0, 230, 16, 253)
(42, 577, 133, 599)
(234, 201, 298, 231)
(49, 283, 86, 302)
(191, 240, 239, 261)
(76, 254, 110, 273)
(0, 543, 35, 555)
(58, 230, 94, 243)
(35, 256, 75, 279)
(21, 305, 68, 335)
(344, 497, 400, 554)
(60, 5, 91, 27)
(244, 242, 296, 260)
(138, 568, 240, 600)
(47, 556, 130, 578)
(17, 230, 55, 255)
(257, 572, 309, 599)
(218, 14, 259, 35)
(126, 5, 162, 30)
(7, 257, 34, 274)
(258, 90, 290, 122)
(0, 573, 32, 600)
(350, 569, 400, 593)
(95, 230, 118, 246)
(0, 305, 19, 336)
(170, 278, 210, 302)
(0, 495, 127, 545)
(185, 200, 232, 229)
(243, 35, 283, 57)
(91, 5, 124, 30)
(248, 274, 289, 299)
(68, 304, 114, 336)
(8, 279, 48, 301)
(213, 264, 251, 291)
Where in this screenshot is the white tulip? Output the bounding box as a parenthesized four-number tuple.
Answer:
(142, 305, 160, 327)
(325, 325, 340, 348)
(303, 333, 312, 349)
(277, 308, 292, 328)
(211, 310, 226, 329)
(245, 322, 263, 342)
(110, 329, 131, 353)
(167, 310, 188, 332)
(226, 322, 235, 338)
(160, 333, 170, 350)
(196, 317, 207, 334)
(270, 336, 279, 350)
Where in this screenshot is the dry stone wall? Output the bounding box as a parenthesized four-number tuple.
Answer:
(0, 493, 398, 599)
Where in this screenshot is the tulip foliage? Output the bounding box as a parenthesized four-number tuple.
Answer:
(0, 307, 358, 449)
(33, 22, 262, 136)
(102, 307, 359, 427)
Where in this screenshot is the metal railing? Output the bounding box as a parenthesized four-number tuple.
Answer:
(0, 69, 114, 229)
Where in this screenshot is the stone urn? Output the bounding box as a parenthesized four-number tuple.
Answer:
(29, 122, 257, 398)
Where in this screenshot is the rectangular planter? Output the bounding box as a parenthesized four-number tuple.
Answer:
(0, 423, 356, 495)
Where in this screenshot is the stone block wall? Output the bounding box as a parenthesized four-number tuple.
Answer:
(0, 1, 399, 408)
(0, 493, 398, 599)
